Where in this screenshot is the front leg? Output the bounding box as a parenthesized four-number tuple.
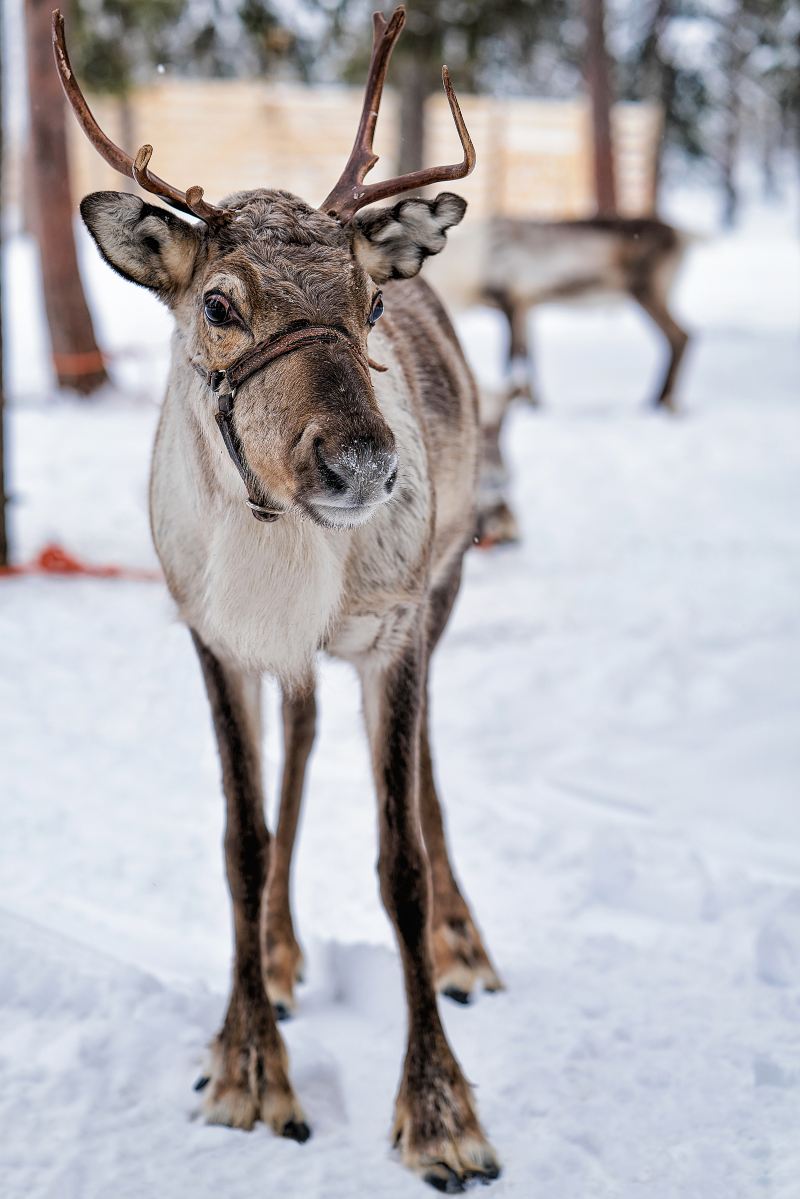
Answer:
(191, 632, 309, 1142)
(360, 631, 500, 1191)
(264, 684, 316, 1020)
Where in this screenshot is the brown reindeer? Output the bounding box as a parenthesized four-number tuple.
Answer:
(427, 214, 692, 543)
(54, 6, 502, 1191)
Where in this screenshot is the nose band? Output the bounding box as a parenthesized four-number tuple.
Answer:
(194, 321, 386, 522)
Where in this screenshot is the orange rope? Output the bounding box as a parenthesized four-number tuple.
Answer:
(0, 542, 162, 581)
(51, 349, 108, 375)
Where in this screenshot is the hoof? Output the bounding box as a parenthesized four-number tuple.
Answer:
(510, 386, 540, 409)
(200, 1030, 309, 1138)
(470, 1162, 501, 1182)
(474, 500, 520, 549)
(433, 914, 504, 1005)
(282, 1118, 311, 1143)
(395, 1074, 501, 1191)
(442, 987, 471, 1007)
(265, 937, 305, 1020)
(424, 1164, 465, 1193)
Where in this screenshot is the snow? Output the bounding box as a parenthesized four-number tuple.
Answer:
(2, 180, 800, 1198)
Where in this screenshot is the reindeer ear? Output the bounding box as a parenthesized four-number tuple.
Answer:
(80, 192, 201, 296)
(352, 192, 467, 283)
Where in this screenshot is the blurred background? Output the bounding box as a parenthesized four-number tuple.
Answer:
(1, 4, 799, 1198)
(1, 0, 798, 417)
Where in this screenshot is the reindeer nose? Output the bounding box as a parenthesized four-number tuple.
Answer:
(314, 437, 398, 507)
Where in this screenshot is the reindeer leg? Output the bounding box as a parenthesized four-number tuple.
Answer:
(631, 286, 689, 411)
(422, 565, 503, 1003)
(474, 345, 521, 548)
(190, 632, 309, 1142)
(264, 683, 316, 1020)
(475, 407, 521, 547)
(497, 291, 537, 406)
(360, 628, 500, 1190)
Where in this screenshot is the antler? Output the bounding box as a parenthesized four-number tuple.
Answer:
(320, 6, 476, 223)
(52, 9, 231, 226)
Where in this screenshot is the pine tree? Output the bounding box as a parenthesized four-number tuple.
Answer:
(617, 0, 799, 222)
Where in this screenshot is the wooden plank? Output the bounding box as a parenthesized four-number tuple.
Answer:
(64, 83, 661, 221)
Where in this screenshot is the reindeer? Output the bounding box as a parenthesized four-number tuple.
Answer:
(54, 6, 503, 1191)
(427, 214, 692, 543)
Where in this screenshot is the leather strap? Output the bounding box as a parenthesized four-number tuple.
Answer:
(198, 321, 379, 523)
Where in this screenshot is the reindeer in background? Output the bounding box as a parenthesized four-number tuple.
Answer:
(55, 5, 503, 1191)
(428, 213, 692, 544)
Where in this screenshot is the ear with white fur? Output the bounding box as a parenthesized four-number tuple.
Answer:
(352, 192, 467, 283)
(80, 192, 201, 297)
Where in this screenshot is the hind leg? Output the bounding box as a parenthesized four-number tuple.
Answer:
(421, 716, 504, 1003)
(497, 291, 538, 406)
(422, 564, 504, 1003)
(631, 286, 689, 410)
(360, 626, 500, 1189)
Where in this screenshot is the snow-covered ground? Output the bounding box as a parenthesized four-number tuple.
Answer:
(1, 182, 800, 1199)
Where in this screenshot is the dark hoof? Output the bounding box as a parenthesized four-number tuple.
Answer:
(193, 1075, 210, 1092)
(443, 987, 472, 1006)
(282, 1118, 311, 1144)
(424, 1164, 465, 1193)
(467, 1162, 502, 1184)
(273, 1002, 291, 1022)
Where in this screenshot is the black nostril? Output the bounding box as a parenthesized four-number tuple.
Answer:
(314, 438, 348, 495)
(314, 437, 398, 504)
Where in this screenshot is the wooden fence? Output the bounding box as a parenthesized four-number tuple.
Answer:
(63, 83, 661, 221)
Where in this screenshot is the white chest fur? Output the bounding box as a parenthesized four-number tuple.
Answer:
(196, 510, 347, 683)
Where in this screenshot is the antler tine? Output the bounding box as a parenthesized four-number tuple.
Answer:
(132, 145, 230, 227)
(345, 66, 476, 217)
(320, 8, 475, 223)
(319, 6, 407, 220)
(52, 9, 231, 225)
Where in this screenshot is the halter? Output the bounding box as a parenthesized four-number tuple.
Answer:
(196, 321, 384, 522)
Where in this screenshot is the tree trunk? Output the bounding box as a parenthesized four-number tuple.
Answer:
(760, 107, 778, 201)
(0, 10, 8, 565)
(720, 5, 745, 228)
(584, 0, 617, 216)
(24, 0, 108, 395)
(636, 0, 672, 211)
(395, 53, 429, 177)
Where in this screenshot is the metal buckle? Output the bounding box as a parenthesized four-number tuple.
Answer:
(218, 391, 237, 417)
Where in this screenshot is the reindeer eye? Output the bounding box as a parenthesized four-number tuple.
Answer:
(368, 292, 384, 326)
(204, 293, 233, 325)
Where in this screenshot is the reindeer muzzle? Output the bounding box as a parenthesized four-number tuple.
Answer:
(200, 322, 382, 523)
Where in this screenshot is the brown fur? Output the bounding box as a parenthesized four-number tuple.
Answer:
(80, 183, 501, 1188)
(467, 215, 692, 545)
(484, 214, 690, 409)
